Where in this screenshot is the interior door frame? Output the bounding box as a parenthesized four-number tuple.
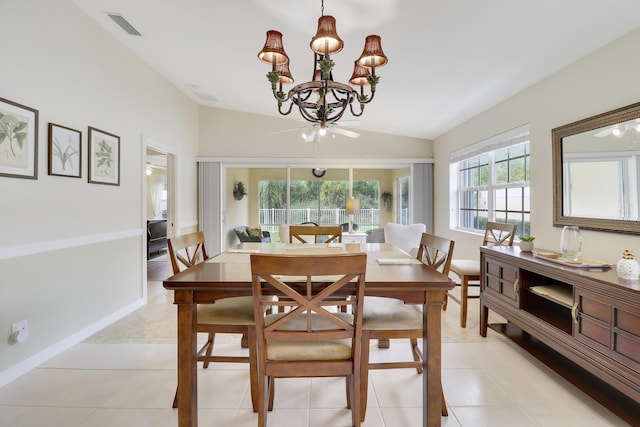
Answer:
(142, 136, 177, 301)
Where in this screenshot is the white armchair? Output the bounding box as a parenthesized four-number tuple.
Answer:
(383, 222, 427, 256)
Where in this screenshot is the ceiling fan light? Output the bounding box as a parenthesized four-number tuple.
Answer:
(310, 16, 343, 55)
(357, 35, 388, 68)
(258, 30, 289, 65)
(349, 60, 370, 86)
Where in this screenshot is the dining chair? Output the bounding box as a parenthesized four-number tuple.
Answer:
(289, 224, 343, 243)
(448, 221, 516, 327)
(250, 252, 367, 427)
(167, 231, 258, 411)
(360, 232, 454, 421)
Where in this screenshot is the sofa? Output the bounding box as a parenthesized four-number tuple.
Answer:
(147, 219, 167, 259)
(365, 227, 385, 243)
(234, 226, 271, 243)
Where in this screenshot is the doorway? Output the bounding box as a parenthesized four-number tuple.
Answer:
(143, 142, 176, 300)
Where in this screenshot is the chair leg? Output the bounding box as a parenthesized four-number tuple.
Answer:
(247, 327, 259, 413)
(268, 377, 275, 411)
(442, 290, 448, 311)
(441, 384, 448, 416)
(257, 374, 269, 427)
(346, 376, 351, 409)
(409, 338, 423, 374)
(172, 387, 178, 409)
(360, 331, 371, 422)
(350, 372, 361, 427)
(241, 333, 249, 348)
(202, 332, 215, 368)
(460, 277, 469, 328)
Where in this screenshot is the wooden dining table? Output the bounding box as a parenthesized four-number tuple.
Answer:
(163, 242, 454, 427)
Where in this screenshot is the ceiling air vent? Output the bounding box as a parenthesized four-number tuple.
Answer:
(195, 92, 219, 102)
(107, 13, 142, 36)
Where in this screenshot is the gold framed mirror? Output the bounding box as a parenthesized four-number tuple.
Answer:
(553, 101, 640, 234)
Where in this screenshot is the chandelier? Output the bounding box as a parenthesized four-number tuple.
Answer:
(257, 0, 388, 131)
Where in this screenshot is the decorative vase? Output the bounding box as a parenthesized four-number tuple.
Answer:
(560, 225, 583, 261)
(519, 241, 534, 252)
(617, 249, 640, 280)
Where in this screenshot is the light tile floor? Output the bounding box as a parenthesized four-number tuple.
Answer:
(0, 261, 633, 427)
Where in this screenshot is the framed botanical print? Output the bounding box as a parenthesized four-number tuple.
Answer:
(0, 97, 39, 179)
(88, 126, 120, 186)
(48, 123, 81, 178)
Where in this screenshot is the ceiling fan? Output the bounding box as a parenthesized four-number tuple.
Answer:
(272, 123, 360, 143)
(593, 119, 640, 138)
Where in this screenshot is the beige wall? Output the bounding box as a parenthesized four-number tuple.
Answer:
(433, 27, 640, 261)
(0, 1, 199, 380)
(198, 107, 431, 158)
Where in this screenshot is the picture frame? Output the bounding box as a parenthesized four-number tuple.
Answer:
(0, 97, 39, 179)
(48, 123, 81, 178)
(88, 126, 120, 186)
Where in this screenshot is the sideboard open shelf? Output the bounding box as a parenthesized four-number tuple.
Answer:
(480, 246, 640, 408)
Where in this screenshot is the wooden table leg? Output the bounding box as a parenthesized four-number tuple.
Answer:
(480, 300, 489, 337)
(175, 290, 198, 427)
(423, 291, 444, 427)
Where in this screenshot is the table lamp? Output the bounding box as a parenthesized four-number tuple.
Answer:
(346, 197, 360, 234)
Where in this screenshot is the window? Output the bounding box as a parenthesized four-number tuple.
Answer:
(257, 168, 384, 241)
(450, 125, 530, 236)
(398, 176, 410, 224)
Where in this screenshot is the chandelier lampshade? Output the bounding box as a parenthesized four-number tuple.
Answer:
(275, 62, 294, 85)
(310, 15, 344, 55)
(349, 60, 371, 86)
(257, 30, 289, 66)
(357, 35, 388, 68)
(258, 0, 388, 130)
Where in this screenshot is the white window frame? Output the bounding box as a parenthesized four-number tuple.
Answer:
(449, 124, 531, 235)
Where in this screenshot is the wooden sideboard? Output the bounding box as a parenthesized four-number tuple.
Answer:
(479, 246, 640, 404)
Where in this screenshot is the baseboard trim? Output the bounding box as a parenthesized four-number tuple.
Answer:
(0, 298, 145, 387)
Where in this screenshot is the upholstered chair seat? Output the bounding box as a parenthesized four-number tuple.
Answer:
(362, 297, 422, 330)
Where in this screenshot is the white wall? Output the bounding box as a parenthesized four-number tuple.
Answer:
(433, 27, 640, 262)
(0, 0, 198, 381)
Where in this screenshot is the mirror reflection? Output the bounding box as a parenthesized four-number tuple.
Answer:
(553, 101, 640, 234)
(561, 117, 640, 220)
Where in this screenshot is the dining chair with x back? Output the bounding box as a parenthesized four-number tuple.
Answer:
(167, 231, 258, 411)
(250, 252, 367, 427)
(448, 221, 516, 327)
(359, 232, 454, 421)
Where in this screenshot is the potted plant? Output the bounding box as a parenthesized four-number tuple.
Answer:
(381, 191, 393, 212)
(518, 235, 535, 252)
(233, 181, 247, 200)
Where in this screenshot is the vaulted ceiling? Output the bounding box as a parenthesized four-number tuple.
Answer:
(73, 0, 640, 140)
